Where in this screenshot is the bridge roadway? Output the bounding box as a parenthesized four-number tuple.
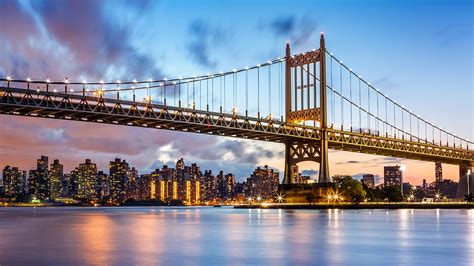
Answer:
(1, 86, 473, 166)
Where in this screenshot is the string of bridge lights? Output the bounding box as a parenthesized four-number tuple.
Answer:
(1, 52, 471, 146)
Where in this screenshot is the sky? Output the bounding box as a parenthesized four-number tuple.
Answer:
(0, 0, 472, 185)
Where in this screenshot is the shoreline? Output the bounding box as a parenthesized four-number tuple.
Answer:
(1, 203, 474, 209)
(234, 203, 474, 209)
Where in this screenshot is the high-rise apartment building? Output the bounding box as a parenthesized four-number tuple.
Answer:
(109, 158, 130, 204)
(49, 159, 64, 200)
(435, 162, 443, 182)
(384, 165, 403, 194)
(28, 155, 49, 200)
(77, 159, 98, 199)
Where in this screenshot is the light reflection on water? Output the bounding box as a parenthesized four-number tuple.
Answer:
(0, 207, 472, 265)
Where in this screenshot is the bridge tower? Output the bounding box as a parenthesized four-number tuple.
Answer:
(283, 33, 330, 184)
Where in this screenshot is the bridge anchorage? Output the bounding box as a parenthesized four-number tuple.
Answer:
(1, 34, 473, 195)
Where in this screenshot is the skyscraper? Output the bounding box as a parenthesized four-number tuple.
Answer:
(77, 159, 98, 199)
(2, 166, 25, 200)
(49, 159, 64, 200)
(435, 162, 443, 182)
(200, 170, 216, 201)
(28, 155, 49, 200)
(109, 158, 130, 204)
(384, 165, 403, 193)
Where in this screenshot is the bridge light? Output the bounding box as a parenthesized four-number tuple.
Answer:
(232, 69, 237, 72)
(64, 78, 69, 84)
(219, 71, 224, 74)
(70, 89, 74, 93)
(133, 79, 137, 83)
(83, 80, 87, 84)
(267, 61, 272, 64)
(173, 81, 177, 85)
(46, 79, 50, 83)
(148, 78, 152, 83)
(6, 76, 11, 80)
(100, 80, 104, 84)
(330, 53, 333, 56)
(245, 66, 249, 70)
(164, 78, 168, 81)
(53, 89, 57, 92)
(256, 64, 261, 68)
(349, 68, 352, 71)
(159, 83, 163, 87)
(116, 80, 121, 84)
(27, 78, 31, 82)
(340, 61, 343, 64)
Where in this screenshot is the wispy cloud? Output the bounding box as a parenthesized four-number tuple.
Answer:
(260, 15, 319, 47)
(186, 20, 229, 68)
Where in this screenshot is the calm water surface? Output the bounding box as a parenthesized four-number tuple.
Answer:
(0, 207, 472, 265)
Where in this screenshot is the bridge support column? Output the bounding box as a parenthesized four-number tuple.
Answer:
(283, 144, 295, 184)
(318, 132, 330, 183)
(456, 164, 473, 198)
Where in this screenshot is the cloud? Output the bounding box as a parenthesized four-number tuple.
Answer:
(0, 0, 164, 81)
(261, 16, 319, 47)
(336, 160, 360, 165)
(186, 20, 228, 68)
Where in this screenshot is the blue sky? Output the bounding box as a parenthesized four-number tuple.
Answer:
(0, 0, 472, 184)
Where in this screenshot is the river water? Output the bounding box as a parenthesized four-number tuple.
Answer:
(0, 207, 472, 265)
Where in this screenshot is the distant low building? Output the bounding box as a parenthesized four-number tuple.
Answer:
(362, 174, 375, 188)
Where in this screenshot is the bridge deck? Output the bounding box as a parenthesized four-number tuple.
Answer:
(1, 87, 472, 166)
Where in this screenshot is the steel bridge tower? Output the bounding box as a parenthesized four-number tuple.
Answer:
(283, 34, 330, 184)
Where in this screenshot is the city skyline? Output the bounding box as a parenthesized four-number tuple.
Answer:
(0, 0, 472, 185)
(0, 153, 451, 186)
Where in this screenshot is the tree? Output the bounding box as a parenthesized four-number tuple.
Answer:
(336, 176, 366, 203)
(383, 186, 403, 202)
(464, 193, 474, 202)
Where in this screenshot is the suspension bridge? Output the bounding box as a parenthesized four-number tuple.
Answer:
(1, 34, 473, 184)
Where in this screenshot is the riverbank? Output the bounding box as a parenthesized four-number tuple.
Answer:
(234, 202, 474, 209)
